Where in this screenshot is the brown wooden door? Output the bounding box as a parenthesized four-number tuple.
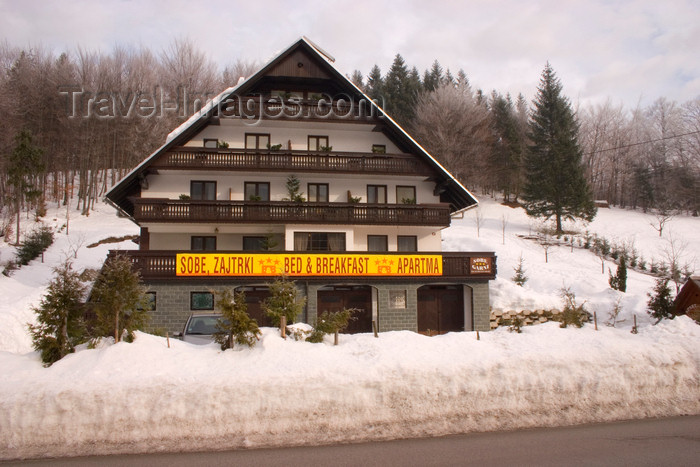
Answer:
(417, 285, 464, 335)
(317, 286, 372, 334)
(237, 287, 273, 327)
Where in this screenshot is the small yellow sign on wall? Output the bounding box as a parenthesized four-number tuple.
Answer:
(176, 253, 443, 277)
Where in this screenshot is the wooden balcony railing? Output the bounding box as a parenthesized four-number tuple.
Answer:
(111, 250, 497, 281)
(133, 199, 452, 226)
(151, 148, 429, 175)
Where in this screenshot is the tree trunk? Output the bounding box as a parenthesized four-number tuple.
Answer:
(114, 311, 120, 343)
(15, 197, 21, 245)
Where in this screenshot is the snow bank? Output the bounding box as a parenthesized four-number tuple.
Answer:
(2, 197, 699, 459)
(2, 320, 699, 459)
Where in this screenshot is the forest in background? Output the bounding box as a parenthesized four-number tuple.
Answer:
(1, 38, 698, 240)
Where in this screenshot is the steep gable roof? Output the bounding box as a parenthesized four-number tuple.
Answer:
(105, 37, 478, 219)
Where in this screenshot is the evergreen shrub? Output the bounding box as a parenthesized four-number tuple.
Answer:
(16, 225, 54, 265)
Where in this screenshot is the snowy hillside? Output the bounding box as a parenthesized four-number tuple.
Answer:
(0, 196, 698, 460)
(446, 196, 700, 326)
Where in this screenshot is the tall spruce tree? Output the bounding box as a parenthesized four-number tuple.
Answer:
(7, 129, 45, 244)
(383, 54, 420, 127)
(365, 65, 384, 103)
(522, 63, 596, 233)
(490, 92, 524, 202)
(423, 60, 443, 92)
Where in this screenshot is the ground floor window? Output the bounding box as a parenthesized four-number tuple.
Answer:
(139, 292, 157, 311)
(191, 292, 214, 310)
(389, 290, 407, 309)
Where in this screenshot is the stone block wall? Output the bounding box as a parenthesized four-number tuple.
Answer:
(490, 308, 562, 329)
(374, 284, 419, 332)
(145, 279, 492, 335)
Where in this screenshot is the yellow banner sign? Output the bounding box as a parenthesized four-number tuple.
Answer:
(176, 253, 443, 277)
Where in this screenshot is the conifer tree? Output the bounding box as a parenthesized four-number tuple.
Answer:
(213, 289, 260, 350)
(647, 277, 675, 323)
(423, 60, 443, 92)
(490, 92, 524, 202)
(365, 65, 384, 103)
(383, 54, 420, 127)
(522, 63, 596, 233)
(512, 254, 528, 286)
(262, 275, 306, 328)
(28, 261, 87, 366)
(349, 69, 364, 89)
(7, 129, 45, 244)
(90, 255, 150, 343)
(609, 256, 628, 292)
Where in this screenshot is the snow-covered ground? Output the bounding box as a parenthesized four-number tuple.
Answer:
(1, 196, 699, 459)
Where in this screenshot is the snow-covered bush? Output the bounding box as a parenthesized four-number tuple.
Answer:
(647, 277, 676, 324)
(16, 225, 53, 265)
(262, 275, 306, 328)
(89, 255, 150, 343)
(213, 289, 260, 350)
(307, 308, 357, 343)
(28, 261, 87, 366)
(557, 287, 591, 328)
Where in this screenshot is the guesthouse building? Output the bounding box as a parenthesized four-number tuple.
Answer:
(105, 38, 496, 335)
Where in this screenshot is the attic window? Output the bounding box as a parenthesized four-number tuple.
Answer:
(297, 62, 304, 68)
(203, 139, 218, 148)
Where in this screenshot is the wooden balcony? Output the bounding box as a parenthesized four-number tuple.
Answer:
(113, 250, 497, 281)
(150, 148, 430, 175)
(133, 199, 452, 227)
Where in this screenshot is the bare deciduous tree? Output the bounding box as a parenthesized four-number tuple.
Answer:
(412, 83, 492, 189)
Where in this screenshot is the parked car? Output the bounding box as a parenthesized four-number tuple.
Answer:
(178, 312, 226, 345)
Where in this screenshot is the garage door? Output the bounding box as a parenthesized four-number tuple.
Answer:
(317, 286, 373, 334)
(417, 285, 464, 335)
(236, 286, 273, 327)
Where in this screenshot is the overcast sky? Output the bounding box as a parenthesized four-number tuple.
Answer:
(2, 0, 698, 109)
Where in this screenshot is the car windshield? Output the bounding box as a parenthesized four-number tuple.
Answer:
(186, 316, 220, 335)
